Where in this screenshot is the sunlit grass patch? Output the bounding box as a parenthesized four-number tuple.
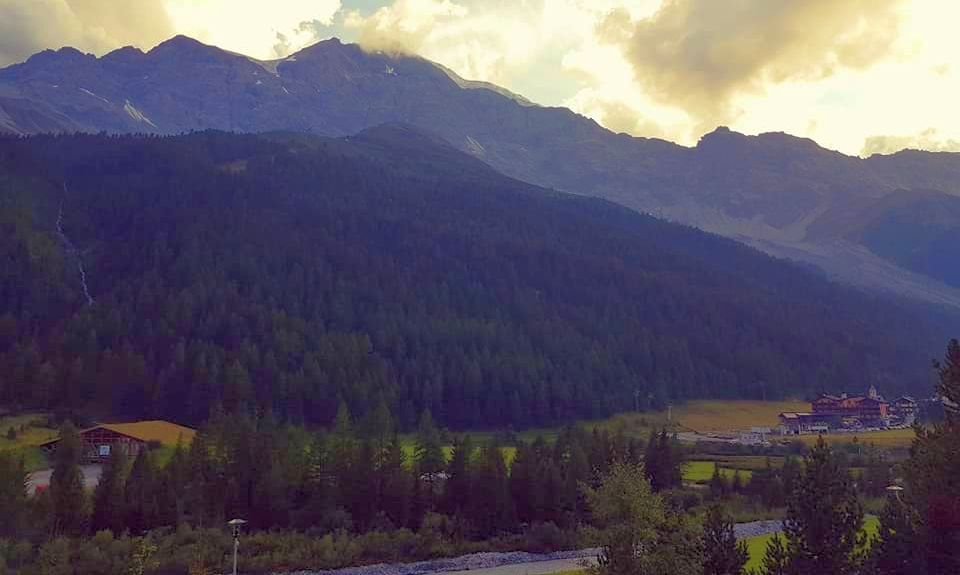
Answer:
(744, 515, 880, 571)
(777, 428, 916, 449)
(683, 460, 754, 483)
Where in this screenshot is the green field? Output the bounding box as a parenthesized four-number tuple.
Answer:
(744, 515, 880, 571)
(777, 428, 916, 449)
(602, 400, 808, 435)
(683, 460, 754, 483)
(0, 412, 57, 471)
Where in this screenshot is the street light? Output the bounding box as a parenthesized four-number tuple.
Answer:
(227, 518, 247, 575)
(886, 485, 904, 502)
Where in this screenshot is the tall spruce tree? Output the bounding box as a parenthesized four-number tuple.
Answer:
(702, 505, 748, 575)
(379, 438, 412, 529)
(758, 534, 789, 575)
(0, 452, 29, 538)
(509, 441, 536, 524)
(49, 422, 87, 536)
(782, 437, 864, 575)
(414, 409, 446, 476)
(709, 464, 726, 500)
(904, 339, 960, 574)
(867, 495, 923, 575)
(124, 450, 160, 534)
(935, 338, 960, 424)
(469, 442, 514, 537)
(91, 448, 126, 534)
(441, 435, 473, 517)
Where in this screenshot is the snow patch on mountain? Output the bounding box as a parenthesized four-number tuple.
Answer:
(123, 100, 157, 128)
(79, 88, 110, 104)
(248, 57, 280, 77)
(465, 136, 486, 157)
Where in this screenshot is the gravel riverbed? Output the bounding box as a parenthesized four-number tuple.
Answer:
(281, 520, 783, 575)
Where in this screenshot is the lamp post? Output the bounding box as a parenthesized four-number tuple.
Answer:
(886, 485, 904, 502)
(227, 518, 247, 575)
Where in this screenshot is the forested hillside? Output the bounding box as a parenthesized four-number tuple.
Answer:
(0, 129, 953, 429)
(5, 37, 960, 306)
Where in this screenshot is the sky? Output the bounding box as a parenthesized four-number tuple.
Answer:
(0, 0, 958, 157)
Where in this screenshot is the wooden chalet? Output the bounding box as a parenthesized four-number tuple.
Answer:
(41, 420, 195, 463)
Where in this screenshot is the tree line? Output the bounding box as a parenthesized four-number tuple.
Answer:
(0, 402, 685, 572)
(1, 338, 958, 573)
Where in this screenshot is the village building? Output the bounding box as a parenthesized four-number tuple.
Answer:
(779, 385, 898, 434)
(889, 396, 918, 426)
(40, 420, 195, 463)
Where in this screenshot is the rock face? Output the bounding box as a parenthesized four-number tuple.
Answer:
(2, 35, 959, 305)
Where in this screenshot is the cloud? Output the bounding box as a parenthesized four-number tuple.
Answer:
(165, 0, 341, 59)
(344, 0, 467, 55)
(600, 0, 908, 130)
(0, 0, 174, 66)
(862, 128, 960, 156)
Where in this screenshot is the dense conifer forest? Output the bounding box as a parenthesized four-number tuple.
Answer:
(0, 128, 955, 429)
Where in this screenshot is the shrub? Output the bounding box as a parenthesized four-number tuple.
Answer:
(524, 522, 572, 553)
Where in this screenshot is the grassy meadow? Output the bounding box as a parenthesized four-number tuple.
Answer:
(743, 515, 880, 571)
(774, 428, 917, 449)
(0, 412, 57, 471)
(601, 400, 808, 435)
(683, 460, 754, 483)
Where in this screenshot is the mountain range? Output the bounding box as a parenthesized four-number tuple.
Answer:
(2, 35, 959, 307)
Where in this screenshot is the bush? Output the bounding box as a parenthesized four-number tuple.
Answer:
(524, 522, 573, 553)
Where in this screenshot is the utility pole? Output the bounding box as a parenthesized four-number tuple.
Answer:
(228, 518, 247, 575)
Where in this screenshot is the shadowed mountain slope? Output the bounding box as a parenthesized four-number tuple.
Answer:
(2, 36, 960, 305)
(0, 129, 954, 428)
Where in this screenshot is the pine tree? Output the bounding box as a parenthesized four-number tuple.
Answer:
(49, 422, 87, 536)
(509, 441, 536, 524)
(536, 458, 563, 525)
(782, 437, 864, 575)
(702, 505, 748, 575)
(731, 470, 744, 494)
(441, 435, 473, 516)
(379, 438, 411, 528)
(561, 441, 591, 525)
(906, 340, 960, 574)
(124, 450, 159, 534)
(758, 534, 789, 575)
(935, 338, 960, 424)
(159, 438, 189, 526)
(867, 495, 923, 575)
(346, 440, 378, 531)
(0, 452, 28, 538)
(709, 464, 726, 500)
(469, 442, 514, 537)
(363, 398, 394, 454)
(91, 448, 126, 534)
(414, 409, 446, 476)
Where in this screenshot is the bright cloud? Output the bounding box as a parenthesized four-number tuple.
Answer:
(165, 0, 341, 59)
(0, 0, 174, 65)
